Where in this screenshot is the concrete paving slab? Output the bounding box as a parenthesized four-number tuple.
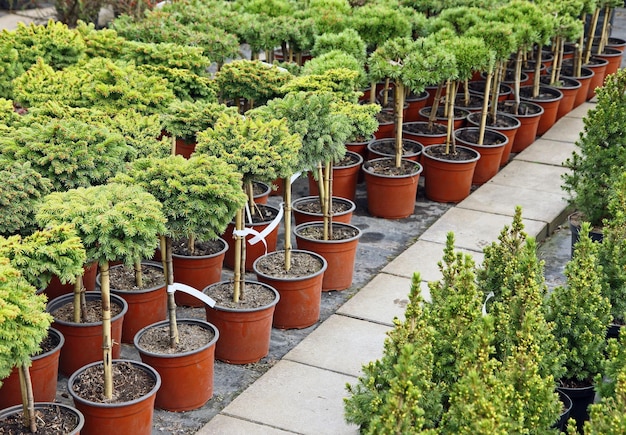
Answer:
(420, 207, 548, 251)
(336, 273, 414, 325)
(514, 138, 576, 167)
(566, 102, 596, 118)
(541, 116, 586, 143)
(197, 415, 296, 435)
(457, 183, 570, 233)
(382, 239, 484, 282)
(219, 359, 360, 435)
(487, 160, 570, 195)
(284, 314, 390, 377)
(0, 13, 29, 29)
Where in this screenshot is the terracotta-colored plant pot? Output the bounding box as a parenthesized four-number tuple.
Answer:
(606, 36, 626, 52)
(68, 360, 160, 435)
(175, 137, 196, 159)
(172, 237, 228, 307)
(561, 66, 594, 108)
(454, 127, 507, 185)
(253, 250, 327, 329)
(41, 262, 98, 302)
(269, 177, 285, 196)
(593, 46, 623, 82)
(294, 222, 362, 291)
(97, 262, 167, 343)
(134, 319, 219, 411)
(519, 85, 563, 136)
(362, 158, 423, 219)
(307, 151, 363, 201)
(421, 144, 480, 203)
(203, 281, 279, 364)
(47, 292, 128, 376)
(541, 76, 581, 120)
(466, 112, 520, 166)
(0, 328, 64, 408)
(467, 81, 513, 102)
(374, 115, 395, 139)
(292, 196, 355, 226)
(253, 181, 271, 204)
(223, 204, 280, 272)
(425, 84, 446, 106)
(418, 106, 470, 129)
(0, 402, 84, 435)
(366, 138, 423, 163)
(584, 57, 609, 100)
(497, 100, 544, 153)
(346, 135, 374, 162)
(402, 121, 448, 147)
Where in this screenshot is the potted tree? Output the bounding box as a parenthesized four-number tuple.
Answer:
(546, 222, 612, 432)
(113, 154, 247, 410)
(196, 115, 300, 363)
(36, 183, 166, 434)
(0, 258, 85, 434)
(562, 68, 626, 253)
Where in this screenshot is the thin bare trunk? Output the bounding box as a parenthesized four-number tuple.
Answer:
(18, 365, 36, 432)
(585, 9, 601, 64)
(283, 177, 292, 271)
(134, 259, 143, 288)
(162, 236, 178, 347)
(394, 82, 405, 168)
(233, 208, 244, 303)
(73, 277, 82, 323)
(100, 261, 113, 400)
(478, 71, 493, 146)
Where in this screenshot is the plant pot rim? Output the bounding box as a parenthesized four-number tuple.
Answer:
(252, 249, 328, 281)
(366, 138, 424, 158)
(228, 203, 280, 226)
(362, 157, 423, 178)
(253, 180, 271, 199)
(294, 221, 363, 243)
(402, 121, 448, 136)
(466, 111, 522, 129)
(171, 237, 228, 260)
(586, 56, 610, 66)
(541, 75, 582, 89)
(422, 144, 481, 164)
(591, 45, 623, 56)
(332, 150, 364, 168)
(0, 402, 85, 433)
(520, 85, 564, 101)
(68, 359, 161, 408)
(47, 291, 129, 327)
(202, 280, 280, 313)
(133, 319, 219, 358)
(97, 261, 165, 294)
(346, 134, 375, 145)
(497, 100, 545, 117)
(561, 66, 595, 79)
(31, 327, 65, 363)
(418, 106, 471, 119)
(292, 195, 356, 216)
(454, 127, 508, 148)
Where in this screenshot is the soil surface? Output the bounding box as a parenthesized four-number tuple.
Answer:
(37, 331, 60, 355)
(369, 139, 422, 157)
(172, 239, 225, 257)
(70, 361, 155, 403)
(205, 281, 276, 309)
(498, 100, 543, 116)
(403, 122, 447, 135)
(51, 300, 123, 324)
(375, 111, 394, 124)
(364, 158, 421, 176)
(254, 251, 324, 278)
(424, 144, 479, 161)
(296, 224, 359, 241)
(136, 322, 214, 354)
(294, 197, 352, 215)
(109, 263, 164, 290)
(468, 112, 519, 129)
(456, 129, 506, 146)
(0, 404, 81, 435)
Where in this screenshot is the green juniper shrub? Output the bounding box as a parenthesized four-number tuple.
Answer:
(160, 100, 238, 143)
(311, 28, 367, 63)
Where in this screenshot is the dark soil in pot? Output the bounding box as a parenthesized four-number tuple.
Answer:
(136, 322, 215, 354)
(423, 145, 478, 161)
(71, 361, 155, 403)
(468, 112, 519, 129)
(420, 106, 469, 119)
(519, 86, 562, 100)
(294, 197, 353, 215)
(296, 224, 360, 241)
(205, 281, 276, 309)
(364, 158, 422, 176)
(254, 250, 325, 278)
(368, 139, 422, 157)
(37, 329, 61, 354)
(456, 128, 506, 145)
(497, 101, 543, 116)
(50, 299, 124, 323)
(403, 122, 448, 135)
(109, 263, 164, 290)
(375, 111, 394, 124)
(0, 404, 82, 434)
(172, 238, 226, 256)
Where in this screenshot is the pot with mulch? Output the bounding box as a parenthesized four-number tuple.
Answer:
(47, 292, 128, 377)
(97, 262, 166, 344)
(560, 65, 595, 108)
(0, 402, 84, 435)
(133, 319, 219, 411)
(41, 262, 98, 302)
(402, 121, 448, 147)
(497, 100, 544, 153)
(307, 151, 364, 201)
(467, 81, 513, 102)
(379, 88, 429, 122)
(294, 222, 362, 291)
(374, 110, 395, 139)
(203, 280, 279, 364)
(366, 138, 423, 163)
(418, 106, 470, 130)
(540, 76, 582, 121)
(223, 204, 280, 272)
(171, 238, 229, 307)
(519, 85, 564, 136)
(362, 158, 423, 219)
(252, 181, 271, 204)
(466, 111, 520, 167)
(253, 250, 327, 329)
(68, 360, 160, 435)
(0, 327, 64, 409)
(421, 144, 480, 203)
(454, 127, 507, 185)
(292, 196, 356, 226)
(592, 46, 624, 82)
(579, 56, 609, 100)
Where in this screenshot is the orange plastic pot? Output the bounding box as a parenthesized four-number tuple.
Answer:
(294, 222, 362, 291)
(541, 76, 581, 120)
(593, 46, 623, 82)
(520, 85, 563, 136)
(366, 138, 423, 163)
(402, 122, 448, 147)
(362, 158, 423, 219)
(374, 119, 395, 139)
(562, 66, 594, 108)
(174, 138, 196, 159)
(421, 145, 480, 203)
(98, 262, 167, 343)
(0, 403, 84, 434)
(172, 238, 228, 307)
(134, 319, 219, 411)
(454, 128, 507, 185)
(42, 262, 98, 301)
(497, 101, 544, 153)
(0, 328, 64, 408)
(418, 106, 469, 129)
(47, 292, 127, 376)
(292, 196, 355, 226)
(307, 151, 363, 201)
(203, 281, 279, 364)
(466, 112, 519, 167)
(253, 250, 327, 329)
(68, 360, 160, 435)
(585, 57, 609, 100)
(404, 90, 429, 122)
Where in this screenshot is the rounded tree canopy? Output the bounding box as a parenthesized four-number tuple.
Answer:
(112, 154, 247, 243)
(160, 100, 239, 141)
(311, 28, 367, 63)
(36, 183, 166, 267)
(435, 33, 496, 80)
